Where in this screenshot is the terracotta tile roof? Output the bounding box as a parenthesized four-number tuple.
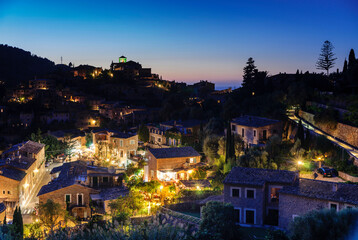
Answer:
(149, 147, 201, 159)
(280, 178, 358, 205)
(232, 115, 280, 128)
(223, 167, 297, 186)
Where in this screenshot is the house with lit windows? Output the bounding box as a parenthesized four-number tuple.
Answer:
(38, 161, 125, 220)
(0, 141, 46, 217)
(230, 115, 282, 146)
(145, 147, 202, 182)
(147, 120, 201, 147)
(92, 129, 138, 167)
(223, 167, 298, 227)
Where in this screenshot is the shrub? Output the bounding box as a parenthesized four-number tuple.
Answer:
(200, 201, 240, 240)
(289, 209, 358, 240)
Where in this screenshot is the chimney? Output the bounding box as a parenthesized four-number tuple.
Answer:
(333, 184, 338, 192)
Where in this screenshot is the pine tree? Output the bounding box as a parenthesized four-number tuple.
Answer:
(316, 40, 337, 75)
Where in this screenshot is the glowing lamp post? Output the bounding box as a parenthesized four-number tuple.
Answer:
(297, 160, 303, 171)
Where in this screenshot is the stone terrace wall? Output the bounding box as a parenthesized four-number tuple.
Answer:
(299, 110, 358, 148)
(338, 171, 358, 182)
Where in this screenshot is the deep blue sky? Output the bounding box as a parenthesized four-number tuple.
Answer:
(0, 0, 357, 87)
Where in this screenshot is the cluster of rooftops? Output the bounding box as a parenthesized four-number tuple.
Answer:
(0, 141, 45, 181)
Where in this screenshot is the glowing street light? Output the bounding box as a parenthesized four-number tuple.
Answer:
(297, 161, 303, 166)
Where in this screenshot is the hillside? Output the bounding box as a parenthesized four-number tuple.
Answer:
(0, 44, 55, 86)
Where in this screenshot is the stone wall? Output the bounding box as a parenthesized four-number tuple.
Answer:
(338, 171, 358, 182)
(279, 193, 358, 229)
(299, 110, 358, 148)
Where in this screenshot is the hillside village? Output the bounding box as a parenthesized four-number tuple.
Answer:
(0, 44, 358, 239)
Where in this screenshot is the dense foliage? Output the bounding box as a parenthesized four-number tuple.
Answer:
(289, 209, 358, 240)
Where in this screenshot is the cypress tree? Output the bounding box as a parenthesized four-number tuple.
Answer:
(296, 120, 305, 144)
(3, 214, 6, 224)
(343, 59, 348, 73)
(18, 207, 23, 239)
(225, 122, 232, 163)
(348, 49, 356, 70)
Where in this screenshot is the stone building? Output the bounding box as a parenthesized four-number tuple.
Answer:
(92, 129, 138, 167)
(278, 178, 358, 229)
(223, 167, 298, 226)
(0, 141, 46, 216)
(147, 120, 201, 147)
(38, 161, 124, 220)
(231, 115, 282, 146)
(145, 147, 202, 182)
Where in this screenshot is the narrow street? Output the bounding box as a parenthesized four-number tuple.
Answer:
(22, 162, 62, 224)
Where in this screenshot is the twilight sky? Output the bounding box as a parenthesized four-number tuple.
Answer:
(0, 0, 357, 87)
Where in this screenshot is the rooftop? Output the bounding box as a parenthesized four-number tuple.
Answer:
(161, 120, 201, 128)
(223, 167, 297, 186)
(91, 187, 129, 201)
(19, 141, 45, 154)
(37, 161, 87, 196)
(5, 156, 36, 170)
(0, 166, 27, 181)
(149, 147, 201, 159)
(0, 202, 5, 213)
(280, 178, 358, 205)
(231, 115, 280, 128)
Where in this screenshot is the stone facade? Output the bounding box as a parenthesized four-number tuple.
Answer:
(278, 193, 357, 229)
(224, 184, 265, 225)
(231, 117, 282, 146)
(38, 184, 98, 219)
(299, 110, 358, 148)
(0, 141, 46, 215)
